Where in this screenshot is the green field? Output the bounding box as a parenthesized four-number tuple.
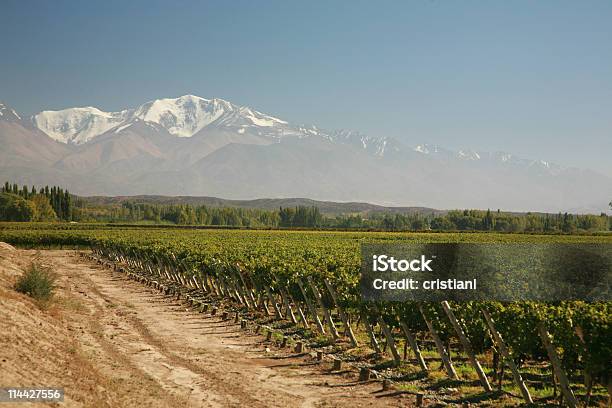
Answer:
(1, 222, 611, 406)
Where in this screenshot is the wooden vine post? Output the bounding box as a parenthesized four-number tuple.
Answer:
(279, 287, 298, 324)
(399, 319, 428, 373)
(441, 301, 491, 391)
(231, 281, 245, 305)
(481, 309, 533, 404)
(264, 286, 284, 319)
(247, 277, 269, 314)
(297, 280, 325, 334)
(288, 292, 310, 329)
(360, 307, 381, 354)
(307, 276, 340, 340)
(247, 288, 258, 309)
(219, 277, 231, 299)
(371, 305, 401, 365)
(231, 276, 250, 308)
(537, 323, 578, 408)
(234, 267, 255, 308)
(245, 274, 261, 309)
(216, 276, 227, 297)
(199, 276, 209, 294)
(323, 278, 358, 347)
(418, 305, 458, 380)
(209, 276, 221, 297)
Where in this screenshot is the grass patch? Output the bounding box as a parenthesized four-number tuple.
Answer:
(14, 263, 57, 304)
(454, 363, 479, 380)
(309, 334, 334, 348)
(397, 383, 423, 393)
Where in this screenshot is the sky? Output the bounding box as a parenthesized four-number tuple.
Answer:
(1, 0, 611, 176)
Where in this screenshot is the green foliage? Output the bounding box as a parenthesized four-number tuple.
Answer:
(436, 209, 609, 233)
(279, 206, 322, 227)
(1, 182, 72, 221)
(4, 180, 608, 232)
(14, 263, 56, 302)
(0, 193, 36, 221)
(31, 194, 57, 221)
(75, 199, 612, 232)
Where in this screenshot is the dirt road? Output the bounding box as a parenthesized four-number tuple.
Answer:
(0, 248, 410, 407)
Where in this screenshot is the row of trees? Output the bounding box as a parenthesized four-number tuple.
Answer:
(2, 182, 610, 233)
(411, 209, 607, 233)
(2, 182, 73, 221)
(76, 200, 610, 233)
(78, 201, 283, 227)
(329, 209, 610, 233)
(76, 201, 326, 228)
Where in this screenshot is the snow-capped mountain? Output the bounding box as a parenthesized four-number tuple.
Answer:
(33, 107, 130, 144)
(25, 94, 571, 173)
(27, 95, 572, 174)
(131, 95, 290, 138)
(32, 95, 291, 145)
(1, 95, 610, 213)
(30, 95, 415, 155)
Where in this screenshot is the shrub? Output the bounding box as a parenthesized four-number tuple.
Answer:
(0, 193, 36, 221)
(14, 263, 56, 302)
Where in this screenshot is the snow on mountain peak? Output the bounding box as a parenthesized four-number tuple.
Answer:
(25, 95, 566, 178)
(414, 144, 442, 154)
(414, 144, 429, 154)
(32, 94, 292, 143)
(33, 106, 130, 144)
(131, 94, 289, 137)
(132, 95, 232, 137)
(458, 150, 481, 160)
(238, 106, 287, 127)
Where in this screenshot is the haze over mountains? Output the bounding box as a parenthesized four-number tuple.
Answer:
(1, 95, 610, 213)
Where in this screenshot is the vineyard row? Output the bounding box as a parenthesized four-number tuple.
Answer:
(88, 240, 611, 407)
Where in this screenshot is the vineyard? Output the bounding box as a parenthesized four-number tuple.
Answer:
(1, 223, 610, 407)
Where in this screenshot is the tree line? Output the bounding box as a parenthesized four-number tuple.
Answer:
(0, 182, 73, 222)
(73, 201, 324, 228)
(76, 200, 610, 233)
(365, 209, 609, 233)
(1, 182, 610, 233)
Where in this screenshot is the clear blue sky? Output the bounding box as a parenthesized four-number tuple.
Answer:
(1, 0, 611, 176)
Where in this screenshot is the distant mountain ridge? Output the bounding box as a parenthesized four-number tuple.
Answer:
(25, 95, 566, 174)
(32, 95, 290, 145)
(81, 195, 444, 216)
(0, 95, 610, 213)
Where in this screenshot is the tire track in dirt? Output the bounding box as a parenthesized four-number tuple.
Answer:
(60, 255, 231, 407)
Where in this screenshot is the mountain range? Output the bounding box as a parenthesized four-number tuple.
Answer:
(1, 95, 610, 213)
